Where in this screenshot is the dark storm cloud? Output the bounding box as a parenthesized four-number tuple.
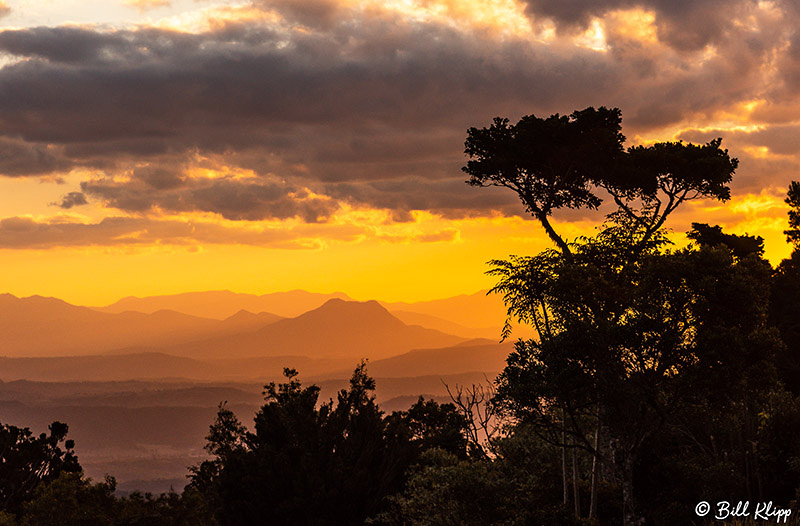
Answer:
(0, 0, 796, 224)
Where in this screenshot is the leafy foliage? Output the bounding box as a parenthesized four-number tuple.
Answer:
(785, 181, 800, 246)
(20, 472, 116, 526)
(688, 222, 764, 259)
(0, 421, 81, 516)
(191, 364, 468, 525)
(464, 107, 737, 259)
(375, 427, 593, 526)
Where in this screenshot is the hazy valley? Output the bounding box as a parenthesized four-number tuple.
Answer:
(0, 289, 517, 493)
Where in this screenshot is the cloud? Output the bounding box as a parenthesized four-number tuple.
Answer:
(325, 177, 521, 220)
(0, 138, 72, 176)
(521, 0, 754, 51)
(0, 0, 796, 233)
(123, 0, 171, 11)
(79, 175, 339, 222)
(0, 215, 366, 249)
(260, 0, 343, 29)
(54, 192, 88, 209)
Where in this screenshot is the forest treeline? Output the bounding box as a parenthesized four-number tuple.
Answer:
(2, 108, 800, 525)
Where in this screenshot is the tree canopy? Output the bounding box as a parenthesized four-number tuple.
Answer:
(190, 364, 469, 525)
(464, 107, 737, 260)
(466, 107, 776, 526)
(0, 421, 81, 516)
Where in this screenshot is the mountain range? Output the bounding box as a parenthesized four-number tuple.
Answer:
(1, 289, 524, 360)
(0, 290, 523, 380)
(0, 289, 520, 494)
(96, 290, 353, 319)
(92, 288, 531, 338)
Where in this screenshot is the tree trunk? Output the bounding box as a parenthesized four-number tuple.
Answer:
(590, 422, 599, 519)
(621, 454, 644, 526)
(572, 445, 581, 518)
(536, 210, 572, 260)
(562, 416, 568, 506)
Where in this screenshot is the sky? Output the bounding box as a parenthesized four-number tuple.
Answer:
(0, 0, 797, 305)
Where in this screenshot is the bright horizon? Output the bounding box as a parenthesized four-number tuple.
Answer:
(0, 0, 797, 305)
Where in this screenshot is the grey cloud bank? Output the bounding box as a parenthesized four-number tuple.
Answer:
(0, 0, 797, 228)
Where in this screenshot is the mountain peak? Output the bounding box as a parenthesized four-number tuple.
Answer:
(314, 298, 391, 316)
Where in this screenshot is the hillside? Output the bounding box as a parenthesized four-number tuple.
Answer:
(348, 341, 512, 378)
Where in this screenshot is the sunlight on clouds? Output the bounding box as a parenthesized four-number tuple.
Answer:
(741, 100, 763, 114)
(146, 2, 270, 33)
(533, 20, 556, 43)
(727, 192, 787, 216)
(123, 0, 170, 12)
(632, 116, 766, 148)
(409, 0, 533, 37)
(742, 145, 772, 159)
(0, 209, 554, 304)
(575, 19, 607, 52)
(606, 9, 657, 44)
(666, 100, 772, 141)
(183, 163, 259, 181)
(687, 190, 792, 262)
(145, 0, 534, 39)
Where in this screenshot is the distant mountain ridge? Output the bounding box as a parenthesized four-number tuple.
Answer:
(91, 288, 534, 340)
(0, 293, 256, 356)
(96, 290, 352, 319)
(0, 289, 536, 360)
(166, 298, 468, 360)
(320, 341, 513, 379)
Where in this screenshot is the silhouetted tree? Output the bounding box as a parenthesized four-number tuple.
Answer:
(389, 396, 468, 459)
(466, 107, 749, 526)
(464, 107, 737, 265)
(14, 470, 213, 526)
(374, 426, 590, 526)
(113, 487, 215, 526)
(464, 107, 626, 257)
(0, 421, 81, 516)
(687, 222, 764, 259)
(443, 381, 501, 458)
(191, 364, 464, 526)
(785, 181, 800, 246)
(19, 472, 116, 526)
(772, 182, 800, 392)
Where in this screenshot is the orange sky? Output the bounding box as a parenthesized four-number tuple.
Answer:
(0, 0, 797, 305)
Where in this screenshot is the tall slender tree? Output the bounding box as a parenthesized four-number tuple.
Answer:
(465, 107, 745, 525)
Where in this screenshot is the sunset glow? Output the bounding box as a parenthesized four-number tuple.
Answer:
(0, 0, 797, 305)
